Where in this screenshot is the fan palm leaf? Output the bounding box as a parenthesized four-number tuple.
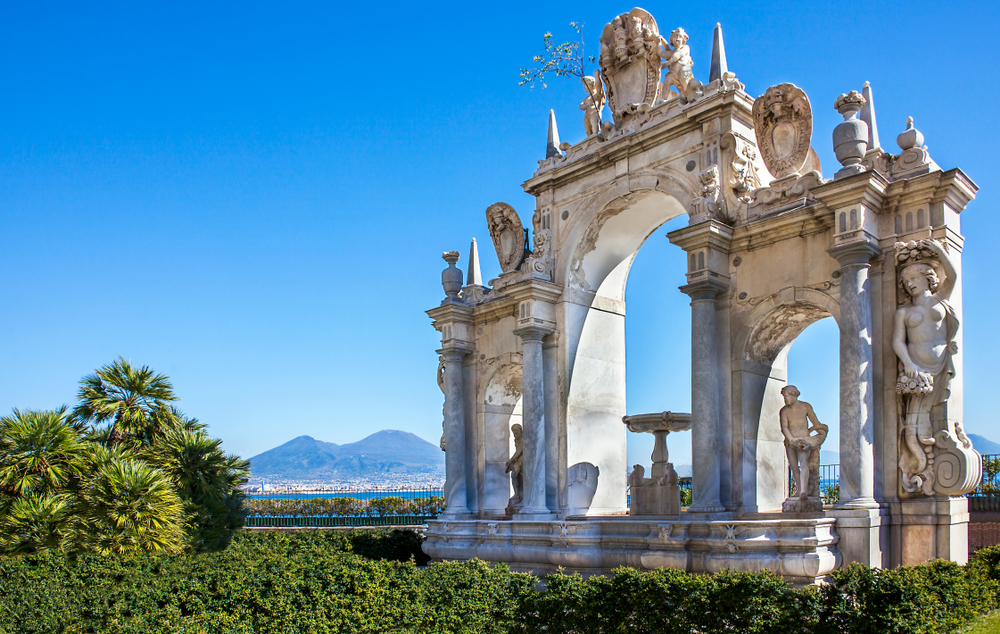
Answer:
(0, 493, 73, 555)
(0, 407, 85, 499)
(71, 357, 179, 447)
(76, 450, 185, 555)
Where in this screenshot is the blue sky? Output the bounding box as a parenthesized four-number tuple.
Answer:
(2, 1, 998, 470)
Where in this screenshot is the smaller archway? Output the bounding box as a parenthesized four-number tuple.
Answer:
(734, 288, 840, 513)
(480, 361, 522, 517)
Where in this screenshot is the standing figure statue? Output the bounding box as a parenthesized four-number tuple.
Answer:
(580, 71, 606, 137)
(659, 27, 703, 103)
(892, 239, 960, 495)
(505, 423, 524, 515)
(780, 385, 829, 512)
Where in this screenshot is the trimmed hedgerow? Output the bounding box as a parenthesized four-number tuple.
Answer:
(1, 532, 999, 633)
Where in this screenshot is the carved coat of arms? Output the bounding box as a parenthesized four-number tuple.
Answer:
(599, 8, 662, 125)
(486, 202, 527, 273)
(752, 83, 813, 179)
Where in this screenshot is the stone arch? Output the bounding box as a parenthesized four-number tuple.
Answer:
(557, 171, 696, 515)
(732, 287, 840, 513)
(479, 359, 523, 516)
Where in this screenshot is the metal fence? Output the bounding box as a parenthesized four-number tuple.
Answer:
(241, 457, 1000, 528)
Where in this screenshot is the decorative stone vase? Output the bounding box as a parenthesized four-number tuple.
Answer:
(441, 251, 463, 299)
(833, 91, 868, 175)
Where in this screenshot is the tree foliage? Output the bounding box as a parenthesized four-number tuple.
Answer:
(518, 22, 595, 89)
(0, 359, 248, 557)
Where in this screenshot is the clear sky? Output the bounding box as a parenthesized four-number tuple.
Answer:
(3, 1, 999, 471)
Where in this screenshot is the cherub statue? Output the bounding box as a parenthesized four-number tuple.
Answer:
(580, 71, 606, 137)
(660, 27, 703, 102)
(779, 385, 828, 502)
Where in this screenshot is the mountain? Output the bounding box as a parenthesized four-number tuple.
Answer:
(970, 434, 1000, 456)
(248, 430, 444, 480)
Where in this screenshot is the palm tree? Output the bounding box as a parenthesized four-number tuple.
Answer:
(75, 446, 185, 555)
(150, 425, 250, 551)
(0, 408, 85, 555)
(71, 357, 180, 447)
(0, 407, 86, 499)
(0, 493, 73, 555)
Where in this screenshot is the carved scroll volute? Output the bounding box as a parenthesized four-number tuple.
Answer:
(599, 7, 662, 126)
(752, 83, 813, 179)
(486, 202, 527, 273)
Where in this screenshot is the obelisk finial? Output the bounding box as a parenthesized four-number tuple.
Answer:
(546, 109, 561, 159)
(467, 238, 483, 286)
(710, 23, 729, 84)
(860, 81, 881, 151)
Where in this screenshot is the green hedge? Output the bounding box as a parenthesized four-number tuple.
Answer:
(1, 530, 999, 633)
(244, 496, 445, 518)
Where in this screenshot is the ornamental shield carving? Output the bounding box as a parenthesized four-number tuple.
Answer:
(752, 83, 813, 179)
(599, 8, 662, 125)
(486, 202, 527, 273)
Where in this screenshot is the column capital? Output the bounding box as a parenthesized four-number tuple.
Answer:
(679, 278, 729, 301)
(513, 324, 553, 342)
(828, 240, 881, 267)
(437, 345, 474, 360)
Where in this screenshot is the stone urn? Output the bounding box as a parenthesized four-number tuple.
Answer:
(441, 251, 463, 299)
(833, 91, 868, 175)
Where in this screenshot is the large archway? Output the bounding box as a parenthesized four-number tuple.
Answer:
(558, 180, 693, 515)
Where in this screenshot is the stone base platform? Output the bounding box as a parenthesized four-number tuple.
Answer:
(423, 515, 841, 586)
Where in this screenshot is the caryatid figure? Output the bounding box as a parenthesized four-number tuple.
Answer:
(780, 385, 829, 501)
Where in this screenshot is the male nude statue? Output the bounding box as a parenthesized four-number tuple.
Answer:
(779, 385, 829, 500)
(505, 424, 524, 512)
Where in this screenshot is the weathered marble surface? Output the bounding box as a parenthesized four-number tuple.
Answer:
(426, 7, 980, 581)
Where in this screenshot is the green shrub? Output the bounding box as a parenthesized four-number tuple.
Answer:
(0, 531, 998, 633)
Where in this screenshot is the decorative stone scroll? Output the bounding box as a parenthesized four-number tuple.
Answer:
(486, 203, 527, 273)
(892, 239, 979, 496)
(599, 8, 663, 126)
(752, 83, 813, 179)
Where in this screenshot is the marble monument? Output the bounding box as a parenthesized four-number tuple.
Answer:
(424, 7, 980, 584)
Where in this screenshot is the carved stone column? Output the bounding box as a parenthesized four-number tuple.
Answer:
(680, 280, 728, 513)
(440, 346, 473, 518)
(829, 241, 881, 508)
(513, 325, 555, 518)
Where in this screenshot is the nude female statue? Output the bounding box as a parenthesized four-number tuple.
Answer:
(892, 239, 959, 494)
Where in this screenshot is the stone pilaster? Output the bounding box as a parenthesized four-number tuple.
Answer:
(829, 240, 881, 509)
